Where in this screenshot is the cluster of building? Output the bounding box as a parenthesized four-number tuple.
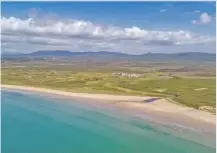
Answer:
(112, 72, 143, 78)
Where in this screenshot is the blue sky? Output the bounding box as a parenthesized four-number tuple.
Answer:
(1, 2, 216, 54)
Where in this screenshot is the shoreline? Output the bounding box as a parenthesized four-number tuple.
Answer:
(1, 84, 216, 129)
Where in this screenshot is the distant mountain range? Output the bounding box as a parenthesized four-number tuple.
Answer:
(28, 50, 129, 57)
(2, 51, 24, 56)
(2, 50, 216, 62)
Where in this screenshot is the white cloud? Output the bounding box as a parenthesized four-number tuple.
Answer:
(2, 35, 71, 46)
(192, 12, 213, 24)
(160, 9, 167, 13)
(194, 10, 201, 13)
(1, 16, 216, 54)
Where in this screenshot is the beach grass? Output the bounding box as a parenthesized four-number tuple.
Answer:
(2, 68, 216, 111)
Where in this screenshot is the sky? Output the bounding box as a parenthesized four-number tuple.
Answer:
(1, 2, 216, 54)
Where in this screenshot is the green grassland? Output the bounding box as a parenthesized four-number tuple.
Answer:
(2, 67, 215, 112)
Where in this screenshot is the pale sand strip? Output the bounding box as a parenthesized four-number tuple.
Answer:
(1, 84, 216, 125)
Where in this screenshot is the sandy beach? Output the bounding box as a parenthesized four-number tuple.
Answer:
(1, 84, 216, 128)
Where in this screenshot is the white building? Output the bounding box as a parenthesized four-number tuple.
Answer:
(112, 72, 143, 78)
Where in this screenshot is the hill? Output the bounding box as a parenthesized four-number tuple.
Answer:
(2, 50, 216, 62)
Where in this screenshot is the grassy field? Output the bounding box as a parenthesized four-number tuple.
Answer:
(2, 67, 216, 112)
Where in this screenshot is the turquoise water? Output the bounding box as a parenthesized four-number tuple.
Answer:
(2, 90, 216, 153)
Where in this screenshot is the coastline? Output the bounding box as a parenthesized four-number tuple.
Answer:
(1, 84, 216, 128)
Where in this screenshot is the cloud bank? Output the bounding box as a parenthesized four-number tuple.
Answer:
(1, 15, 216, 54)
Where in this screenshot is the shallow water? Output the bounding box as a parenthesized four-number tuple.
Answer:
(1, 90, 216, 153)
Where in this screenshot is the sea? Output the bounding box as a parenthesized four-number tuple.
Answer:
(1, 89, 216, 153)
